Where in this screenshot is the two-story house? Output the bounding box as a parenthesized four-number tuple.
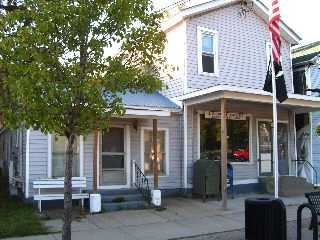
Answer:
(161, 0, 320, 194)
(1, 0, 320, 211)
(292, 42, 320, 184)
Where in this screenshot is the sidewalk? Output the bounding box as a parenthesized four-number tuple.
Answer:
(3, 194, 312, 240)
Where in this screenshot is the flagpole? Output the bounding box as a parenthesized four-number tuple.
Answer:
(268, 0, 286, 199)
(270, 36, 279, 199)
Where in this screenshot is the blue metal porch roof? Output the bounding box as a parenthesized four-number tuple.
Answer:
(121, 92, 180, 110)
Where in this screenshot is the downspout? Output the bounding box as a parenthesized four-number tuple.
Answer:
(25, 129, 30, 199)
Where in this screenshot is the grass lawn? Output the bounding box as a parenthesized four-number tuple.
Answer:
(0, 197, 47, 238)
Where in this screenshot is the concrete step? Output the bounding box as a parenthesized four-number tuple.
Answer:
(98, 188, 139, 195)
(102, 200, 148, 212)
(101, 193, 144, 203)
(98, 188, 149, 212)
(260, 176, 315, 197)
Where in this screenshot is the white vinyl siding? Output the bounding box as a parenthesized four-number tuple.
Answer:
(186, 5, 293, 92)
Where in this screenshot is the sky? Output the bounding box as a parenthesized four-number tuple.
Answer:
(155, 0, 320, 45)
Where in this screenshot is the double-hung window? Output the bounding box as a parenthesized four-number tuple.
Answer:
(198, 27, 219, 75)
(51, 134, 81, 178)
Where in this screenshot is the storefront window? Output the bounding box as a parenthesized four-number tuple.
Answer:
(200, 114, 250, 162)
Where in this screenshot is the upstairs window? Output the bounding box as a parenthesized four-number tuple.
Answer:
(197, 27, 219, 75)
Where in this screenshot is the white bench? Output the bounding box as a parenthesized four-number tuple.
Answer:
(33, 177, 89, 212)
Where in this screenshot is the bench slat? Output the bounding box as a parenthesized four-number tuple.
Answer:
(33, 178, 87, 189)
(34, 193, 89, 201)
(37, 177, 86, 180)
(33, 181, 86, 184)
(33, 180, 86, 184)
(34, 185, 86, 188)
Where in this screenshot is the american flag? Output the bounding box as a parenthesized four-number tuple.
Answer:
(263, 0, 288, 103)
(269, 0, 281, 63)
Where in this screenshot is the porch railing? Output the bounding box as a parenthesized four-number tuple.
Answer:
(292, 159, 318, 185)
(133, 161, 151, 204)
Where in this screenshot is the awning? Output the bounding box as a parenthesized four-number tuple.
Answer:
(121, 92, 181, 118)
(175, 85, 320, 114)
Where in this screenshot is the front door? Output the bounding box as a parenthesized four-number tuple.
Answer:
(99, 127, 130, 188)
(278, 123, 289, 175)
(258, 121, 289, 176)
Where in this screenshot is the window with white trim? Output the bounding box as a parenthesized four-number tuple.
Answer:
(198, 27, 218, 75)
(51, 134, 80, 178)
(142, 129, 168, 176)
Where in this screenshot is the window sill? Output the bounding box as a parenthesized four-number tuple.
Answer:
(146, 174, 169, 178)
(230, 162, 256, 165)
(198, 71, 219, 77)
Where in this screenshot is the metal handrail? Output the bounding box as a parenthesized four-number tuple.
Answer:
(292, 159, 318, 185)
(133, 162, 151, 204)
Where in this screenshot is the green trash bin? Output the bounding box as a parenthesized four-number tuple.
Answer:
(193, 159, 221, 201)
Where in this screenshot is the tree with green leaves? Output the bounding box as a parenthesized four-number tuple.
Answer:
(0, 1, 166, 239)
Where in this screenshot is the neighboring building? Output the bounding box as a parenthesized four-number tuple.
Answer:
(292, 42, 320, 183)
(1, 0, 320, 210)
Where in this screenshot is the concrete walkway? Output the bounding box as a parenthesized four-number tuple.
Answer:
(3, 194, 313, 240)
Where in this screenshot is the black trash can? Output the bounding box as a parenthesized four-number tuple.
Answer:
(245, 198, 287, 240)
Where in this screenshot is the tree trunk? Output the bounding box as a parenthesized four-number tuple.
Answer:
(62, 134, 76, 240)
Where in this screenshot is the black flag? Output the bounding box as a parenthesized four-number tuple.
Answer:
(263, 57, 288, 103)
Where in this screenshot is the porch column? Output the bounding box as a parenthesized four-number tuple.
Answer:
(221, 99, 228, 210)
(288, 110, 298, 176)
(183, 102, 188, 189)
(153, 119, 159, 189)
(93, 131, 98, 192)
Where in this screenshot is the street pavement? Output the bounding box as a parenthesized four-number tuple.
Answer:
(176, 219, 314, 239)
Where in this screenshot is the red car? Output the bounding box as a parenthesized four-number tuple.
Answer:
(232, 148, 249, 162)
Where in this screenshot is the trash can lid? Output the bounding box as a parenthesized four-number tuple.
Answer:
(245, 198, 276, 205)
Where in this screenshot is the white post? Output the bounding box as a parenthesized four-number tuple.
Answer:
(270, 47, 279, 199)
(132, 160, 136, 185)
(183, 102, 188, 189)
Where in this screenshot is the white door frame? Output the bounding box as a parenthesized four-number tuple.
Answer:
(97, 125, 131, 189)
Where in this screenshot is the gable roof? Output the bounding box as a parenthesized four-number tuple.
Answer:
(292, 41, 320, 67)
(162, 0, 301, 44)
(293, 52, 320, 67)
